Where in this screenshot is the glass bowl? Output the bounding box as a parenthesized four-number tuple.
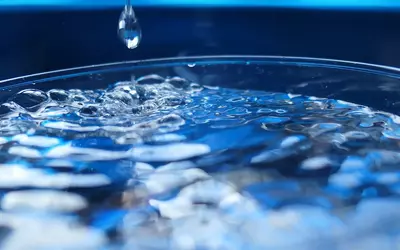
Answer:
(1, 55, 400, 250)
(2, 55, 400, 114)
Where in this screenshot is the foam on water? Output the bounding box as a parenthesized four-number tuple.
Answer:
(1, 74, 400, 249)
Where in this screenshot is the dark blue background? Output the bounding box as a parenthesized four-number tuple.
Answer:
(1, 7, 400, 80)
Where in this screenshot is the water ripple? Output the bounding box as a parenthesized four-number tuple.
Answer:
(0, 74, 398, 248)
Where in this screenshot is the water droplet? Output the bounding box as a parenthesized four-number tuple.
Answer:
(118, 6, 142, 49)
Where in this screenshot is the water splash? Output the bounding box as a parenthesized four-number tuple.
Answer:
(0, 75, 400, 248)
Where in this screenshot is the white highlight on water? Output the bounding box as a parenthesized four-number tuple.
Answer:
(2, 190, 88, 213)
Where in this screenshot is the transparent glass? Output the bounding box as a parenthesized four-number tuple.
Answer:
(1, 55, 400, 114)
(2, 56, 400, 249)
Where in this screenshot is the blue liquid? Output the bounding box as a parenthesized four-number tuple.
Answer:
(0, 74, 400, 249)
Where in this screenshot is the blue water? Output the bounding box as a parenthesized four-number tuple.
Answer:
(0, 74, 400, 249)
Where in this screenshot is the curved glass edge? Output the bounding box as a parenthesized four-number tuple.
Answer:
(1, 55, 400, 90)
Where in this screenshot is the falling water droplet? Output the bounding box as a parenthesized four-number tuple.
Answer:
(118, 3, 142, 49)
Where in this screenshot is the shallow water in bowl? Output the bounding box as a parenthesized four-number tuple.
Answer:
(0, 74, 400, 249)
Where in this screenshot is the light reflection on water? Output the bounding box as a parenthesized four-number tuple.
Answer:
(0, 74, 399, 249)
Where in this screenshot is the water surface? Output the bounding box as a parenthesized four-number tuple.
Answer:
(0, 74, 400, 249)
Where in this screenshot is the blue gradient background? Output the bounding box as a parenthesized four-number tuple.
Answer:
(0, 0, 399, 81)
(1, 0, 400, 9)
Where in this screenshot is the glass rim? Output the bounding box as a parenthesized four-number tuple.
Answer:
(2, 55, 400, 87)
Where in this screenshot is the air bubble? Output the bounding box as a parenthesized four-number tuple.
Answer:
(9, 89, 48, 112)
(48, 89, 69, 102)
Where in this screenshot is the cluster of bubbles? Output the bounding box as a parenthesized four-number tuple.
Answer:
(0, 74, 400, 249)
